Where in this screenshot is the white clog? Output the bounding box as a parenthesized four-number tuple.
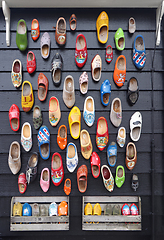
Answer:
(83, 96, 95, 127)
(117, 127, 126, 147)
(66, 142, 78, 172)
(21, 122, 32, 152)
(130, 112, 142, 141)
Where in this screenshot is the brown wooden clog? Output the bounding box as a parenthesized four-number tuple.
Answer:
(55, 17, 66, 46)
(69, 14, 77, 31)
(77, 165, 88, 193)
(126, 142, 137, 170)
(38, 73, 49, 101)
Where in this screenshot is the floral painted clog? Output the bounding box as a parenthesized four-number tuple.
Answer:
(101, 165, 114, 192)
(21, 81, 34, 112)
(9, 104, 20, 132)
(83, 96, 95, 127)
(11, 59, 22, 88)
(33, 105, 42, 130)
(133, 35, 146, 69)
(51, 152, 64, 186)
(18, 173, 27, 194)
(113, 55, 126, 87)
(96, 11, 109, 44)
(37, 126, 50, 160)
(106, 45, 113, 63)
(115, 165, 125, 188)
(49, 96, 61, 127)
(107, 142, 117, 167)
(40, 168, 50, 192)
(96, 117, 109, 151)
(68, 106, 81, 139)
(57, 125, 67, 150)
(21, 122, 32, 152)
(31, 19, 40, 41)
(16, 19, 28, 51)
(100, 79, 111, 106)
(80, 129, 93, 160)
(79, 71, 88, 94)
(64, 178, 71, 195)
(90, 152, 101, 178)
(114, 28, 125, 51)
(27, 51, 36, 74)
(66, 142, 78, 172)
(91, 54, 102, 82)
(75, 34, 88, 68)
(117, 127, 126, 148)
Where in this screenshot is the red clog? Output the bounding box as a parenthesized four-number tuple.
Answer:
(31, 19, 40, 41)
(106, 45, 113, 63)
(121, 203, 130, 215)
(90, 152, 101, 178)
(51, 152, 64, 186)
(18, 173, 27, 194)
(96, 117, 109, 151)
(75, 34, 88, 68)
(27, 51, 36, 74)
(9, 104, 20, 131)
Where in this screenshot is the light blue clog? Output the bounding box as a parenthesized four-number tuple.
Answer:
(100, 79, 111, 106)
(107, 142, 117, 167)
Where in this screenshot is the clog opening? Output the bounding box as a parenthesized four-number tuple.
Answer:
(113, 99, 121, 112)
(23, 82, 31, 96)
(42, 45, 49, 58)
(103, 93, 109, 104)
(66, 179, 71, 187)
(58, 19, 66, 33)
(11, 143, 19, 159)
(23, 124, 30, 138)
(52, 154, 61, 169)
(33, 106, 41, 118)
(103, 167, 110, 180)
(68, 144, 75, 158)
(81, 131, 89, 146)
(117, 57, 125, 70)
(119, 128, 125, 138)
(19, 183, 25, 193)
(92, 165, 99, 177)
(11, 118, 18, 130)
(65, 77, 73, 92)
(13, 61, 20, 73)
(70, 20, 76, 30)
(130, 18, 135, 25)
(41, 143, 49, 158)
(86, 98, 93, 111)
(129, 78, 138, 91)
(32, 19, 38, 29)
(18, 21, 26, 34)
(81, 82, 88, 93)
(94, 66, 100, 80)
(38, 84, 46, 100)
(43, 169, 48, 181)
(79, 176, 86, 191)
(135, 37, 144, 51)
(117, 167, 123, 178)
(132, 127, 140, 140)
(28, 52, 34, 61)
(71, 122, 79, 138)
(118, 37, 124, 49)
(50, 98, 58, 112)
(98, 118, 107, 135)
(109, 155, 116, 166)
(127, 144, 135, 160)
(59, 126, 66, 138)
(99, 26, 107, 42)
(107, 46, 112, 54)
(77, 36, 85, 50)
(28, 153, 38, 167)
(53, 68, 61, 84)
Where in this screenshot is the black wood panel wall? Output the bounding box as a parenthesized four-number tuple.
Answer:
(0, 7, 163, 240)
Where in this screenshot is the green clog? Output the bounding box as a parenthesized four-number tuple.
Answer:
(16, 19, 28, 51)
(114, 28, 125, 51)
(115, 165, 125, 188)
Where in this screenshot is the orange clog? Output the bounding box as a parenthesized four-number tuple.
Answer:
(77, 164, 88, 193)
(57, 125, 67, 150)
(31, 19, 40, 41)
(113, 55, 126, 87)
(64, 178, 71, 195)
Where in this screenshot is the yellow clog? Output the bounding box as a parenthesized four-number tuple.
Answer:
(84, 203, 92, 215)
(96, 11, 109, 44)
(93, 203, 102, 215)
(21, 81, 34, 112)
(68, 106, 81, 139)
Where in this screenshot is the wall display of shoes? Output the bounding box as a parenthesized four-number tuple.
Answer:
(82, 196, 141, 231)
(10, 196, 69, 231)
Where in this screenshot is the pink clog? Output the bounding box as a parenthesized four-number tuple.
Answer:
(40, 168, 50, 192)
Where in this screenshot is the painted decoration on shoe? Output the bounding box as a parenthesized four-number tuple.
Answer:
(49, 115, 58, 125)
(51, 169, 63, 185)
(104, 177, 114, 192)
(75, 50, 87, 64)
(96, 136, 108, 150)
(83, 111, 95, 126)
(11, 73, 22, 88)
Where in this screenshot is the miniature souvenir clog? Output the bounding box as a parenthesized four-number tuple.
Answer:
(130, 203, 139, 215)
(127, 77, 139, 105)
(49, 96, 61, 127)
(21, 81, 34, 112)
(130, 111, 142, 141)
(64, 178, 71, 195)
(21, 122, 32, 152)
(69, 14, 77, 31)
(100, 79, 111, 106)
(16, 19, 28, 51)
(93, 203, 102, 216)
(75, 34, 88, 68)
(83, 96, 95, 127)
(18, 173, 27, 194)
(38, 73, 49, 101)
(115, 165, 125, 188)
(63, 75, 75, 108)
(77, 164, 88, 193)
(51, 53, 63, 86)
(96, 117, 109, 151)
(133, 35, 146, 69)
(51, 152, 64, 186)
(114, 28, 125, 51)
(101, 165, 114, 192)
(57, 125, 67, 150)
(79, 71, 88, 94)
(90, 152, 101, 178)
(106, 45, 113, 63)
(26, 152, 38, 184)
(8, 141, 21, 175)
(91, 54, 102, 82)
(37, 126, 50, 160)
(110, 97, 122, 127)
(55, 17, 66, 46)
(31, 19, 40, 41)
(66, 142, 78, 172)
(58, 201, 68, 216)
(49, 202, 58, 216)
(96, 11, 109, 44)
(129, 17, 136, 34)
(84, 203, 92, 215)
(131, 173, 139, 191)
(117, 127, 126, 148)
(107, 142, 117, 167)
(9, 104, 20, 131)
(121, 203, 130, 215)
(26, 51, 36, 74)
(80, 129, 93, 160)
(23, 203, 32, 216)
(13, 202, 22, 216)
(40, 32, 51, 59)
(113, 55, 126, 87)
(126, 142, 137, 170)
(11, 59, 22, 88)
(40, 168, 50, 192)
(68, 106, 81, 139)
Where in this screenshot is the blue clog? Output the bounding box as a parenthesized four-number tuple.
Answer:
(133, 35, 146, 69)
(23, 203, 32, 216)
(107, 142, 117, 167)
(100, 79, 111, 106)
(37, 126, 50, 160)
